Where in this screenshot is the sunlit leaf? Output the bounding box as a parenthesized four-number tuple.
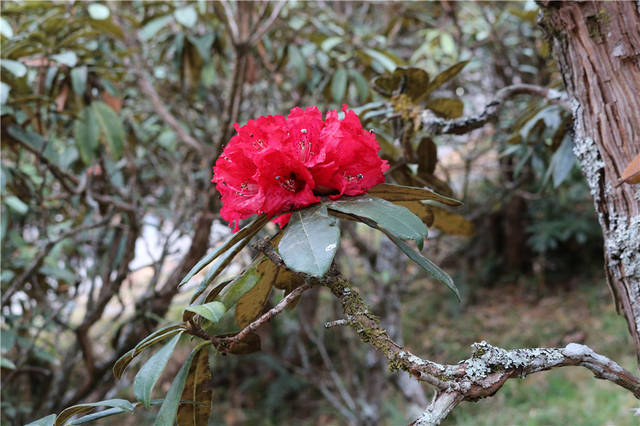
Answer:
(139, 15, 172, 41)
(174, 6, 198, 27)
(1, 59, 27, 77)
(25, 414, 56, 426)
(0, 17, 13, 39)
(70, 66, 88, 95)
(184, 301, 226, 323)
(87, 3, 110, 20)
(4, 195, 28, 215)
(51, 51, 78, 67)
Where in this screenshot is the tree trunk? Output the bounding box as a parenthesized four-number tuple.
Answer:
(541, 1, 640, 362)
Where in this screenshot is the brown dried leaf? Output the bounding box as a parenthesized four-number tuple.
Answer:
(102, 90, 122, 113)
(431, 206, 474, 236)
(55, 84, 69, 112)
(394, 201, 434, 227)
(177, 347, 212, 426)
(620, 153, 640, 184)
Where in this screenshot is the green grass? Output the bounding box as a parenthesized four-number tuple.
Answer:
(401, 278, 638, 426)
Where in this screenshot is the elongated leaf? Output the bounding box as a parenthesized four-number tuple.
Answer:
(216, 263, 261, 309)
(430, 206, 474, 236)
(331, 67, 347, 102)
(73, 107, 99, 165)
(177, 346, 212, 425)
(139, 15, 172, 41)
(70, 66, 87, 95)
(394, 201, 434, 227)
(348, 69, 369, 101)
(367, 183, 461, 206)
(278, 205, 340, 277)
(70, 407, 125, 424)
(153, 342, 210, 426)
(425, 98, 464, 119)
(184, 301, 226, 323)
(55, 399, 135, 426)
(384, 231, 459, 300)
(134, 332, 183, 408)
(552, 133, 574, 188)
(180, 214, 269, 286)
(92, 101, 124, 159)
(621, 152, 640, 184)
(328, 195, 427, 245)
(26, 414, 56, 426)
(417, 137, 437, 175)
(362, 48, 398, 72)
(235, 270, 273, 327)
(113, 325, 185, 379)
(422, 60, 469, 98)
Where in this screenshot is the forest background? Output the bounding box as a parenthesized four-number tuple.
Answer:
(1, 1, 638, 425)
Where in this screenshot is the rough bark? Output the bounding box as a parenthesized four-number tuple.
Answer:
(541, 1, 640, 362)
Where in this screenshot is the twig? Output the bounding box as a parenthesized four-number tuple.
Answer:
(1, 218, 111, 307)
(224, 282, 312, 351)
(422, 83, 571, 135)
(249, 2, 286, 45)
(324, 319, 349, 328)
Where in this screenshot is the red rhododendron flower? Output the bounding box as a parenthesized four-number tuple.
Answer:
(212, 105, 389, 231)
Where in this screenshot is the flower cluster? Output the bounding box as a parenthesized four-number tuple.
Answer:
(212, 105, 389, 231)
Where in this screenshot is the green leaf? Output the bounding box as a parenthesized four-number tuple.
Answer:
(92, 101, 125, 159)
(179, 214, 269, 286)
(0, 82, 9, 104)
(70, 408, 127, 424)
(87, 3, 110, 20)
(328, 195, 427, 246)
(440, 33, 456, 56)
(331, 67, 347, 103)
(55, 399, 135, 426)
(367, 183, 462, 206)
(51, 51, 78, 67)
(362, 48, 397, 72)
(184, 301, 226, 323)
(278, 205, 340, 277)
(552, 133, 575, 188)
(1, 356, 16, 369)
(216, 264, 261, 309)
(134, 332, 183, 409)
(1, 59, 27, 77)
(113, 325, 185, 379)
(25, 414, 56, 426)
(0, 17, 14, 39)
(153, 342, 209, 426)
(176, 346, 212, 425)
(73, 107, 99, 165)
(384, 231, 459, 300)
(321, 36, 342, 52)
(139, 15, 172, 41)
(70, 66, 88, 95)
(287, 45, 307, 86)
(4, 195, 28, 215)
(174, 6, 197, 28)
(348, 69, 369, 101)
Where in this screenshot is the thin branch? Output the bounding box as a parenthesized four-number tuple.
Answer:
(113, 14, 204, 154)
(422, 84, 571, 135)
(225, 282, 312, 351)
(215, 0, 239, 45)
(1, 218, 111, 307)
(249, 2, 286, 45)
(322, 274, 640, 425)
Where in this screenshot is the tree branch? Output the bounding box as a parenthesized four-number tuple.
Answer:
(322, 273, 640, 425)
(422, 83, 571, 135)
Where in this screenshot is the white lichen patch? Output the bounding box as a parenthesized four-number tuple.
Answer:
(605, 215, 640, 279)
(464, 341, 565, 381)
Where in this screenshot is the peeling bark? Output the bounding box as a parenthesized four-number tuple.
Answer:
(541, 1, 640, 362)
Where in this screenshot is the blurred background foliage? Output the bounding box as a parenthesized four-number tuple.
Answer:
(1, 1, 634, 425)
